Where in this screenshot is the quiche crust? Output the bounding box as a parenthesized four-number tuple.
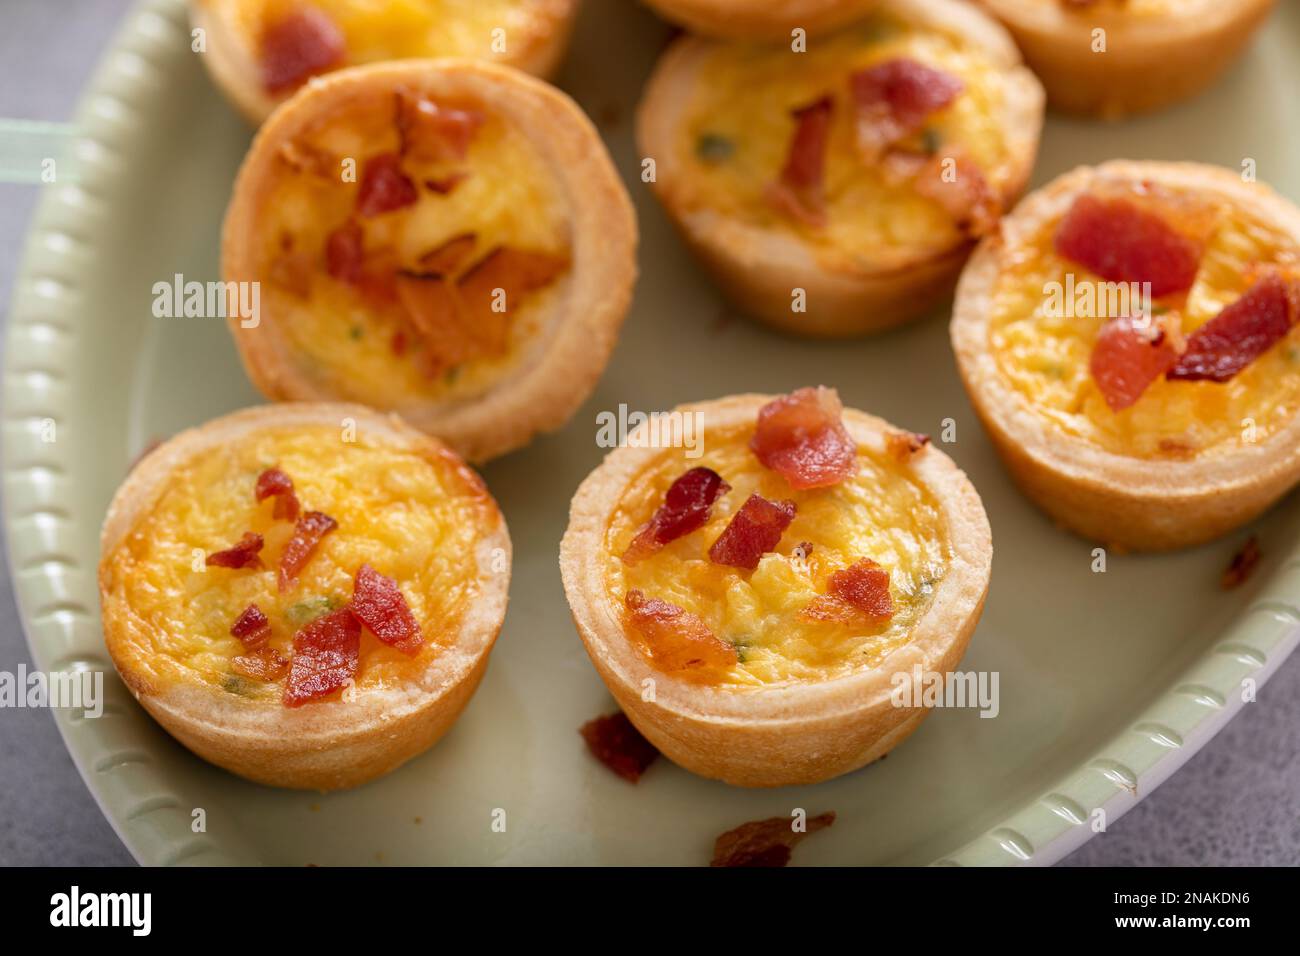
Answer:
(976, 0, 1276, 119)
(222, 59, 637, 463)
(635, 0, 1043, 338)
(98, 403, 511, 790)
(951, 160, 1300, 551)
(639, 0, 880, 40)
(559, 394, 992, 787)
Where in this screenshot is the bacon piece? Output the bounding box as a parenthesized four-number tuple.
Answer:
(206, 532, 264, 570)
(885, 430, 930, 461)
(711, 812, 836, 867)
(624, 590, 737, 678)
(708, 494, 796, 571)
(350, 564, 422, 654)
(1167, 271, 1299, 382)
(1054, 193, 1201, 297)
(454, 246, 569, 352)
(278, 511, 338, 592)
(259, 7, 346, 95)
(230, 603, 272, 648)
(1088, 315, 1178, 410)
(269, 246, 313, 298)
(255, 467, 301, 521)
(750, 386, 857, 490)
(765, 96, 833, 228)
(850, 59, 964, 162)
(803, 558, 895, 623)
(1221, 535, 1261, 590)
(283, 608, 360, 707)
(579, 712, 660, 783)
(232, 646, 290, 682)
(622, 467, 731, 565)
(278, 139, 336, 178)
(356, 153, 418, 218)
(912, 151, 1000, 238)
(325, 220, 364, 283)
(424, 172, 470, 195)
(395, 89, 485, 164)
(417, 233, 477, 275)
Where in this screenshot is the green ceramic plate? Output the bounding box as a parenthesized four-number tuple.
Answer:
(5, 0, 1299, 866)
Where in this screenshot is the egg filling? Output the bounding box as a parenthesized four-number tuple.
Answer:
(102, 425, 496, 699)
(989, 189, 1300, 459)
(604, 424, 949, 686)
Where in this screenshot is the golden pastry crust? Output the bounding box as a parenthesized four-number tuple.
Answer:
(976, 0, 1276, 119)
(222, 59, 637, 463)
(559, 394, 992, 787)
(640, 0, 880, 40)
(99, 403, 511, 790)
(636, 0, 1043, 338)
(951, 160, 1300, 551)
(190, 0, 580, 125)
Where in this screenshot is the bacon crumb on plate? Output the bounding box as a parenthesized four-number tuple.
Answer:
(711, 811, 836, 867)
(622, 467, 731, 565)
(1221, 535, 1262, 590)
(579, 712, 660, 783)
(206, 531, 264, 570)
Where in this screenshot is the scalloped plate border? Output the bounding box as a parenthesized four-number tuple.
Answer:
(4, 0, 1299, 867)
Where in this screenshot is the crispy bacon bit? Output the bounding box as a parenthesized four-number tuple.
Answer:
(230, 603, 271, 647)
(356, 153, 418, 218)
(579, 712, 660, 783)
(711, 812, 836, 867)
(417, 233, 477, 276)
(396, 89, 485, 163)
(283, 608, 360, 707)
(1090, 315, 1179, 410)
(325, 220, 364, 283)
(457, 247, 569, 323)
(850, 58, 964, 162)
(885, 429, 931, 461)
(278, 139, 336, 178)
(1054, 193, 1201, 297)
(622, 467, 731, 565)
(912, 151, 1000, 237)
(232, 646, 290, 682)
(206, 532, 264, 570)
(351, 564, 422, 654)
(803, 558, 895, 623)
(709, 494, 796, 571)
(1221, 535, 1262, 590)
(424, 172, 470, 195)
(1166, 271, 1300, 382)
(278, 511, 338, 592)
(765, 96, 833, 228)
(259, 7, 346, 95)
(255, 467, 301, 521)
(751, 386, 857, 490)
(269, 247, 313, 298)
(624, 590, 737, 678)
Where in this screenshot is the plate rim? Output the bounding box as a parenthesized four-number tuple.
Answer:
(4, 0, 1298, 867)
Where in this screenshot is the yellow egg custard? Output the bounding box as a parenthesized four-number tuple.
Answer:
(605, 424, 948, 685)
(562, 391, 991, 787)
(191, 0, 579, 122)
(636, 0, 1043, 336)
(100, 404, 511, 790)
(223, 60, 638, 462)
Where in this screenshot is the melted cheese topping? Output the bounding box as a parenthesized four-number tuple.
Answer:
(213, 0, 558, 63)
(255, 91, 571, 407)
(989, 189, 1300, 458)
(604, 425, 949, 686)
(103, 425, 497, 700)
(674, 14, 1015, 270)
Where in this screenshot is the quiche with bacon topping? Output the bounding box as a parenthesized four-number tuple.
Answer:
(636, 0, 1043, 337)
(560, 388, 992, 786)
(639, 0, 879, 40)
(99, 404, 510, 790)
(976, 0, 1276, 118)
(222, 59, 637, 462)
(952, 160, 1300, 551)
(190, 0, 580, 123)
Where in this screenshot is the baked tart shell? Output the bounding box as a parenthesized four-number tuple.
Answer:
(639, 0, 881, 40)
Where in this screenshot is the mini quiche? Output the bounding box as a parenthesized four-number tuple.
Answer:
(222, 59, 637, 463)
(560, 388, 992, 787)
(952, 160, 1300, 551)
(639, 0, 880, 40)
(636, 0, 1044, 337)
(976, 0, 1276, 118)
(98, 404, 510, 790)
(191, 0, 580, 123)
